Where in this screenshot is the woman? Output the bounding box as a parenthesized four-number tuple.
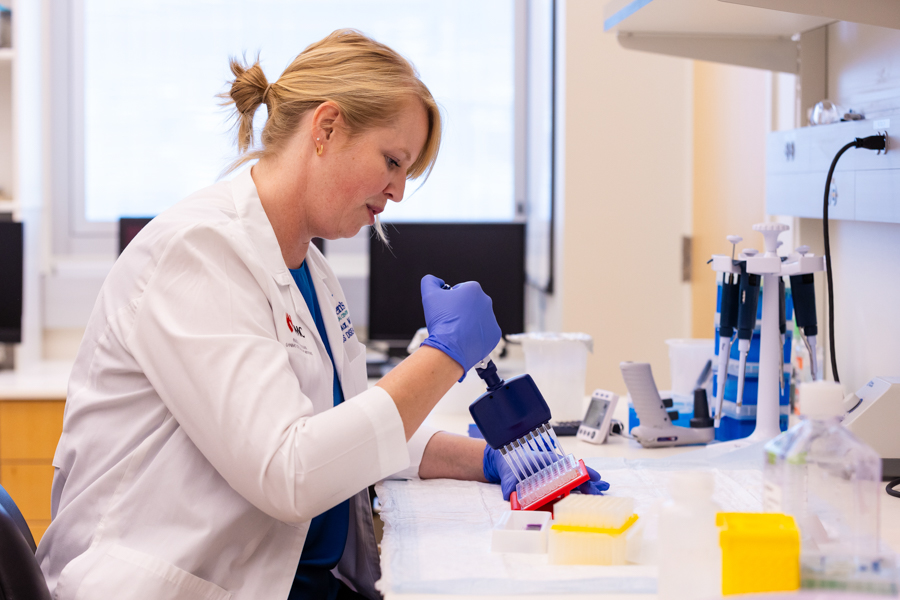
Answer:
(37, 30, 604, 600)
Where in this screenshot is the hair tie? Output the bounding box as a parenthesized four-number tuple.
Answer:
(262, 83, 273, 105)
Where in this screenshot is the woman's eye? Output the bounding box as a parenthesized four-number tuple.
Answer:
(386, 156, 400, 169)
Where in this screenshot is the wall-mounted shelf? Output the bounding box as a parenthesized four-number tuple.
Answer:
(767, 114, 899, 223)
(721, 0, 900, 32)
(603, 0, 835, 72)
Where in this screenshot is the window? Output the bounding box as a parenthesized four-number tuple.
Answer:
(45, 1, 554, 330)
(77, 0, 517, 227)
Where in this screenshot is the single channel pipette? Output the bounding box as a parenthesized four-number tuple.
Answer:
(734, 254, 761, 407)
(790, 248, 820, 380)
(714, 236, 742, 427)
(778, 276, 786, 398)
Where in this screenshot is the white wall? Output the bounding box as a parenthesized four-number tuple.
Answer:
(793, 23, 900, 394)
(559, 0, 694, 395)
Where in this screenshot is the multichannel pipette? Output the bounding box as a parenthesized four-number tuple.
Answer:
(790, 247, 820, 381)
(469, 359, 589, 511)
(714, 236, 742, 427)
(735, 255, 761, 407)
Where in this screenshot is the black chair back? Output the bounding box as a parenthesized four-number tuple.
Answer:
(0, 484, 51, 600)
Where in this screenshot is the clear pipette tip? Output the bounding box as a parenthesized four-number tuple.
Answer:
(736, 349, 748, 407)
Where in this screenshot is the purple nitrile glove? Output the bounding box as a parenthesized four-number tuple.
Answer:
(482, 444, 610, 501)
(419, 274, 501, 381)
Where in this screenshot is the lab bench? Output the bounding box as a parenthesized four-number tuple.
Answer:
(376, 404, 900, 600)
(0, 361, 71, 543)
(4, 362, 900, 595)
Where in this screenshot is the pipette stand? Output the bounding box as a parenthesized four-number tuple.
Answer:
(709, 223, 824, 445)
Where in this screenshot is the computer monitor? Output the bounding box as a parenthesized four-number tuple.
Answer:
(0, 221, 24, 344)
(119, 217, 155, 255)
(368, 223, 526, 351)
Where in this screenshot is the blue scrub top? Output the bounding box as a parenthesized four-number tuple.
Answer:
(288, 260, 349, 600)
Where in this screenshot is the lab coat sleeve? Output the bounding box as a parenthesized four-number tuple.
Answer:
(126, 223, 410, 524)
(392, 424, 440, 480)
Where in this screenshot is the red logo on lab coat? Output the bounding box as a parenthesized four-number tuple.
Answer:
(286, 313, 304, 337)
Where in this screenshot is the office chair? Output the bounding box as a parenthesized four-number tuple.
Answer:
(0, 483, 51, 600)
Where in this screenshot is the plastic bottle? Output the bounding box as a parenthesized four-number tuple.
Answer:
(657, 471, 722, 600)
(763, 381, 894, 593)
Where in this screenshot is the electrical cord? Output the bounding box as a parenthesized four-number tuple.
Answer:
(887, 478, 900, 499)
(609, 419, 635, 440)
(822, 134, 887, 383)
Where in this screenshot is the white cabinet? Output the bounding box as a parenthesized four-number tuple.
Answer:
(766, 114, 899, 223)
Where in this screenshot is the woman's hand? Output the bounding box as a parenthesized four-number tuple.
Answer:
(419, 275, 502, 379)
(482, 444, 610, 500)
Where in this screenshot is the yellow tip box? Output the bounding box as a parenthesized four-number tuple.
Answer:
(717, 512, 800, 595)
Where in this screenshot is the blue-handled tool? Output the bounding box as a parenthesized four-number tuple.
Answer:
(790, 267, 820, 381)
(735, 257, 761, 407)
(469, 359, 588, 511)
(715, 271, 740, 427)
(714, 235, 742, 426)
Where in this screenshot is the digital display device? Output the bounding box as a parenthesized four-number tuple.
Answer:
(368, 223, 526, 351)
(577, 389, 619, 444)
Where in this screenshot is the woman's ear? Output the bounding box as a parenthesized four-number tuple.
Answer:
(311, 101, 342, 142)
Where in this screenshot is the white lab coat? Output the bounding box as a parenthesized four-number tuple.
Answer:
(36, 168, 438, 600)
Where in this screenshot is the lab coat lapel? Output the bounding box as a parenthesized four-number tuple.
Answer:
(230, 168, 293, 285)
(286, 284, 330, 367)
(306, 251, 361, 401)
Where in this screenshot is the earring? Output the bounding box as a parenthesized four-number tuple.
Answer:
(316, 137, 323, 156)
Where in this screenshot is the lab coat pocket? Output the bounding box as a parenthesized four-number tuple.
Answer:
(75, 545, 232, 600)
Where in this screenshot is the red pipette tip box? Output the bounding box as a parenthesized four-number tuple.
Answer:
(509, 458, 589, 512)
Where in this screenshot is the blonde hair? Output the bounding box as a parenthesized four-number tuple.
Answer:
(221, 29, 442, 241)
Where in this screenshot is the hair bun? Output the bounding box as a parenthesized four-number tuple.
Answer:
(222, 58, 269, 151)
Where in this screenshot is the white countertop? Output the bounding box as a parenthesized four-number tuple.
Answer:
(383, 402, 900, 599)
(0, 360, 72, 400)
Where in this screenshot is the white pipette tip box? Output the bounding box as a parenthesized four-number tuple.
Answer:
(491, 510, 552, 554)
(548, 495, 642, 565)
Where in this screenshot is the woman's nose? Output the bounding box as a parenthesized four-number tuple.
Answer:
(386, 174, 406, 203)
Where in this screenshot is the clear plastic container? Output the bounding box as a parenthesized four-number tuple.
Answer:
(657, 471, 722, 600)
(665, 338, 714, 397)
(763, 382, 895, 594)
(507, 333, 592, 421)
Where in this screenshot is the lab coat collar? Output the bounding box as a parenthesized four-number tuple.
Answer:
(229, 166, 294, 287)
